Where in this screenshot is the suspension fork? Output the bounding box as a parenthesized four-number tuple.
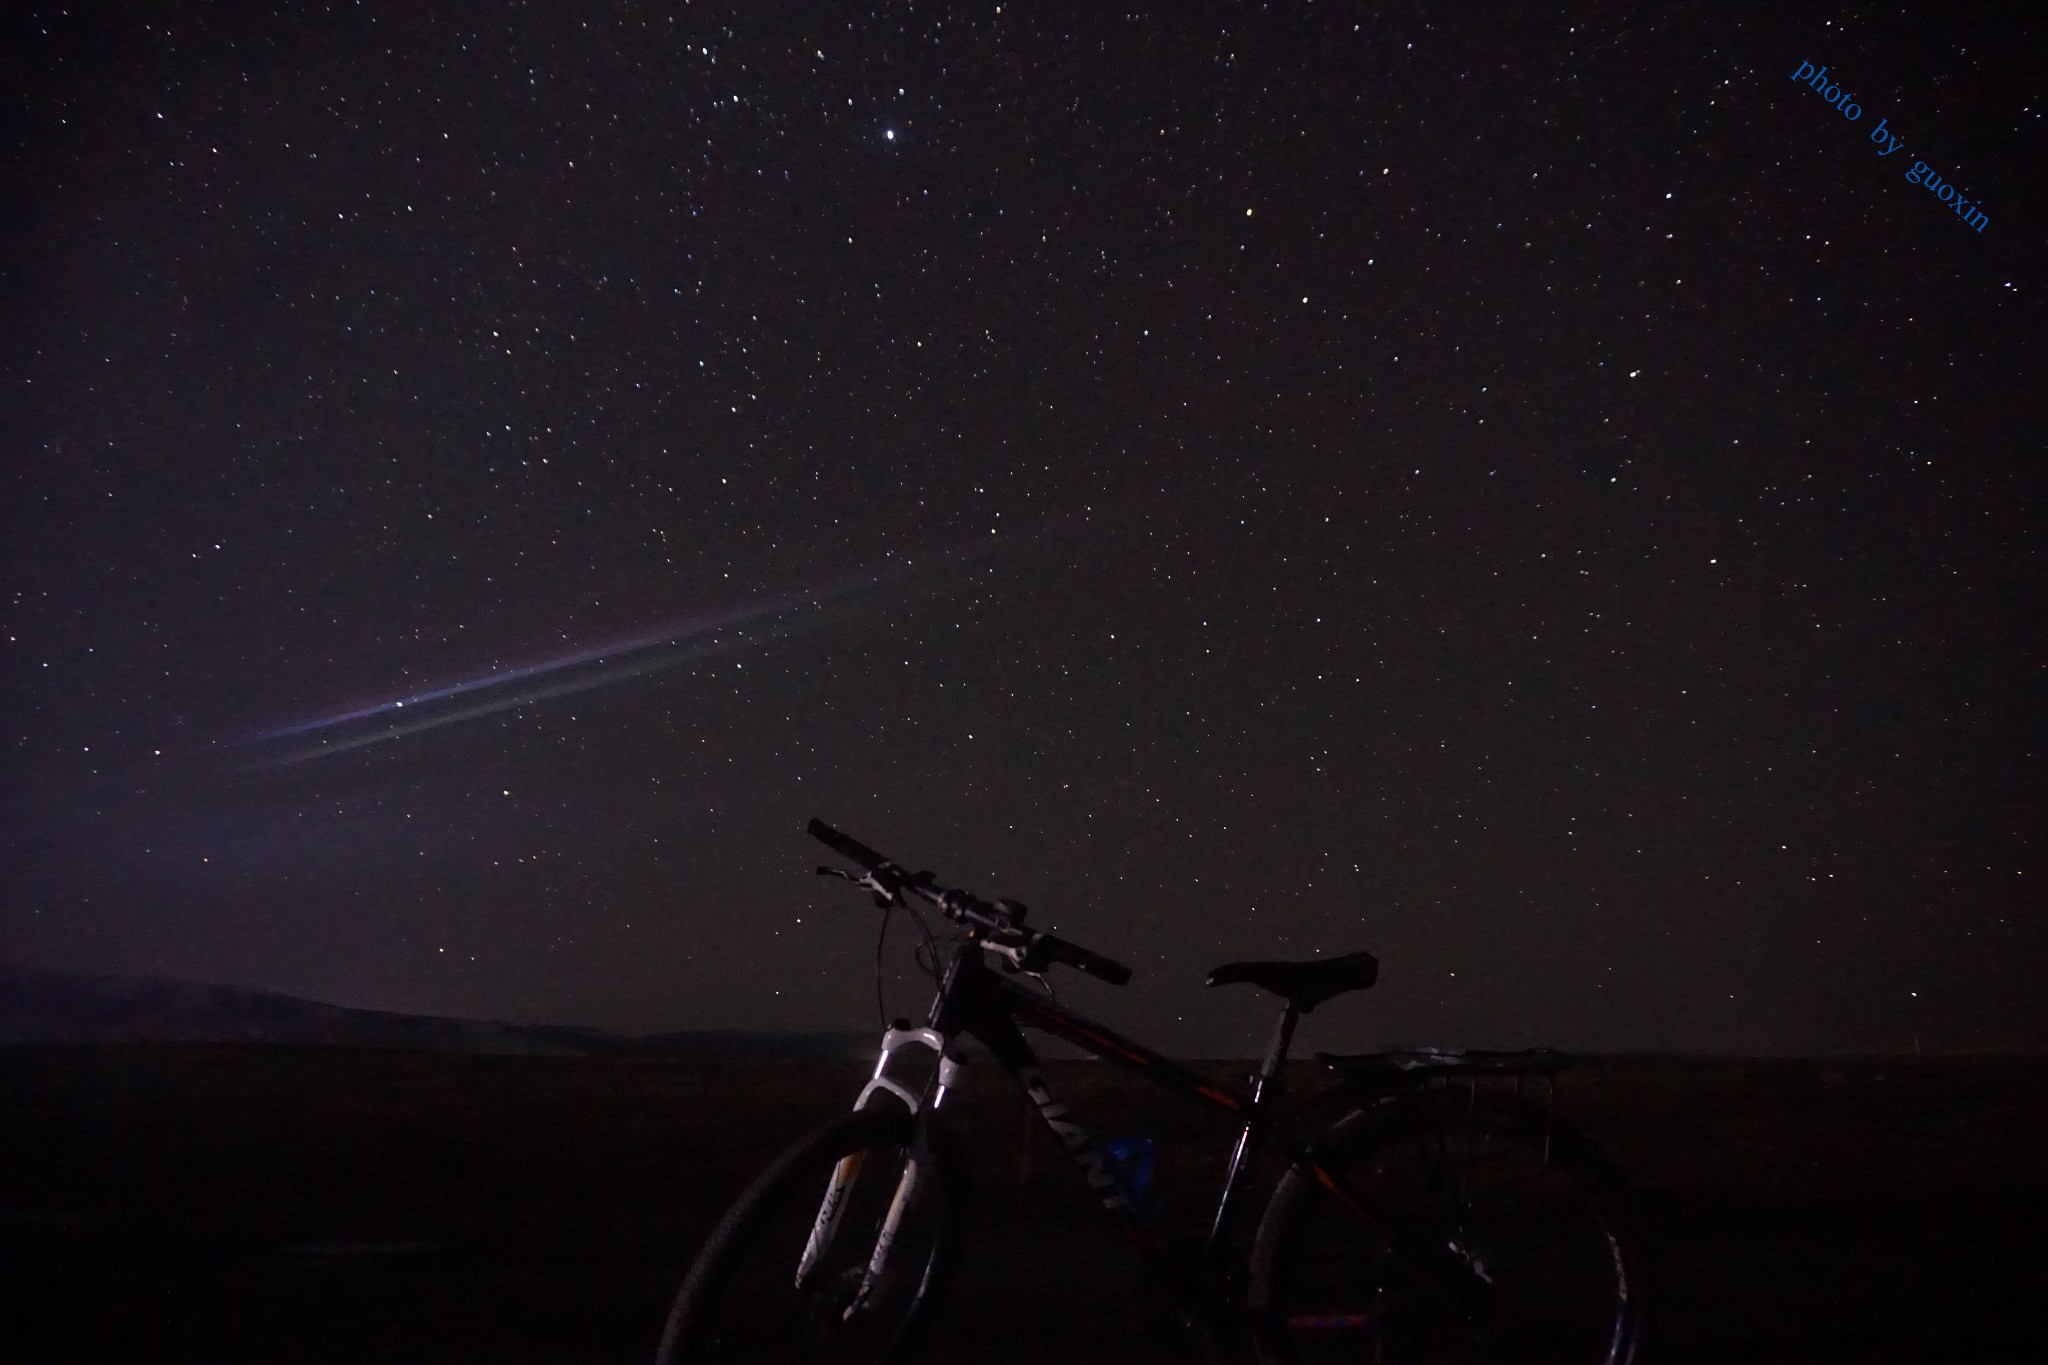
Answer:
(795, 1024, 959, 1300)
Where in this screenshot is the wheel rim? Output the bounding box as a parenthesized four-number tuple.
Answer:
(1273, 1112, 1634, 1365)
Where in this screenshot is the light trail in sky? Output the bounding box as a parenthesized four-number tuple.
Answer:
(237, 504, 1116, 767)
(247, 615, 827, 768)
(249, 564, 907, 744)
(242, 549, 950, 765)
(250, 599, 790, 741)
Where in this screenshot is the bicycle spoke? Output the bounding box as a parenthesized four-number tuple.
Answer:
(1253, 1098, 1641, 1365)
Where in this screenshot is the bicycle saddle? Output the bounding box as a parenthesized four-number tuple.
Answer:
(1204, 950, 1378, 1014)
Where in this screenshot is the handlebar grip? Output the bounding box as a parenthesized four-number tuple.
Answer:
(1036, 934, 1134, 987)
(807, 818, 890, 872)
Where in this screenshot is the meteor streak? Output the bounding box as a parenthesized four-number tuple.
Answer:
(250, 567, 898, 744)
(249, 616, 825, 767)
(242, 549, 951, 765)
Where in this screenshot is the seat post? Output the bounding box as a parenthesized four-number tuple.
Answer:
(1255, 1002, 1301, 1092)
(1204, 1003, 1299, 1262)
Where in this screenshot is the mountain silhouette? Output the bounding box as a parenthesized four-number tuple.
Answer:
(0, 964, 869, 1059)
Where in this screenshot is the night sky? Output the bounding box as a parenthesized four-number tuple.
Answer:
(3, 4, 2039, 1057)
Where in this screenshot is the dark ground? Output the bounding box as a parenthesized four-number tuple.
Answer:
(3, 1045, 2044, 1363)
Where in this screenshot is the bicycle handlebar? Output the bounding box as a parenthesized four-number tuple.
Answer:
(805, 819, 892, 874)
(806, 818, 1133, 987)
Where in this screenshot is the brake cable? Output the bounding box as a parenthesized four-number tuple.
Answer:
(905, 899, 945, 986)
(871, 899, 894, 1029)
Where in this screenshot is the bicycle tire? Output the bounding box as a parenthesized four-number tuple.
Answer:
(655, 1106, 960, 1365)
(1249, 1090, 1644, 1365)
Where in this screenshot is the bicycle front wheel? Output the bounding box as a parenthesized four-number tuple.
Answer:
(1250, 1092, 1643, 1365)
(656, 1107, 959, 1365)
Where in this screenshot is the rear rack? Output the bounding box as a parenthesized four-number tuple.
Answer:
(1318, 1048, 1576, 1147)
(1317, 1047, 1575, 1111)
(1316, 1046, 1573, 1077)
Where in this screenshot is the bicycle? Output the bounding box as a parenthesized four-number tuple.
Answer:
(655, 820, 1645, 1364)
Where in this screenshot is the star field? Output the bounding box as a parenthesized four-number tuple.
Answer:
(1, 3, 2039, 1055)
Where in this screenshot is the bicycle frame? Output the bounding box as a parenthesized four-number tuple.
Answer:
(786, 940, 1510, 1355)
(838, 941, 1389, 1278)
(684, 822, 1637, 1363)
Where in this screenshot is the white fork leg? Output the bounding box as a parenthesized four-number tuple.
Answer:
(796, 1151, 866, 1287)
(846, 1156, 923, 1318)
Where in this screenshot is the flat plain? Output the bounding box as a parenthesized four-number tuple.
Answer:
(4, 1044, 2044, 1363)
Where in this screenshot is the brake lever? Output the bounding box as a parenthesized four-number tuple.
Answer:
(814, 865, 902, 908)
(977, 924, 1035, 973)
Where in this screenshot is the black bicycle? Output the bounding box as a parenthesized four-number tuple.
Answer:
(655, 821, 1644, 1364)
